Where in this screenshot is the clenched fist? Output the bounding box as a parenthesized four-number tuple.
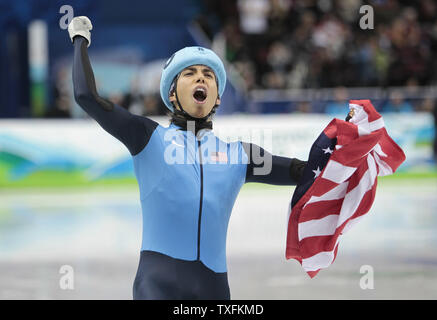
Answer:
(68, 16, 93, 47)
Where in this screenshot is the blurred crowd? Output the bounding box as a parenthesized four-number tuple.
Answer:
(46, 67, 167, 119)
(46, 0, 437, 119)
(204, 0, 437, 91)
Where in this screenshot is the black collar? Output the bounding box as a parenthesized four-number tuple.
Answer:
(169, 106, 217, 134)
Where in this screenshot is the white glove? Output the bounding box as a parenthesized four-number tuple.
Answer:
(68, 16, 93, 47)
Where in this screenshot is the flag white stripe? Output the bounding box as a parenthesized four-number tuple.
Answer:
(322, 160, 356, 184)
(302, 251, 335, 271)
(372, 145, 393, 176)
(349, 103, 384, 136)
(337, 154, 377, 227)
(341, 214, 366, 234)
(298, 214, 339, 241)
(372, 143, 387, 157)
(349, 104, 362, 111)
(369, 117, 384, 132)
(349, 103, 371, 136)
(301, 242, 339, 272)
(304, 181, 348, 208)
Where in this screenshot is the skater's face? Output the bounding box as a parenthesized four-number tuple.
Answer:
(169, 65, 221, 118)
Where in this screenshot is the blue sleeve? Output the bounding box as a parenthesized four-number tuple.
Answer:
(72, 36, 158, 156)
(242, 142, 306, 185)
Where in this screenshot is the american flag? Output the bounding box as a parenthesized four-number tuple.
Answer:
(286, 100, 406, 278)
(211, 151, 228, 163)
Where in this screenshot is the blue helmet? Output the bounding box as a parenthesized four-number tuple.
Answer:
(160, 46, 227, 112)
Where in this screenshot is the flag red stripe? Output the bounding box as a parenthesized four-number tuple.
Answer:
(298, 199, 343, 223)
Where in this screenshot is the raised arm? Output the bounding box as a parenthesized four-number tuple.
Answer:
(69, 16, 158, 156)
(242, 142, 306, 185)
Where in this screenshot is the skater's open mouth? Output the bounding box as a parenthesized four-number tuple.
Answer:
(193, 86, 207, 103)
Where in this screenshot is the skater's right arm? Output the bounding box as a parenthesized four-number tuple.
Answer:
(69, 17, 158, 156)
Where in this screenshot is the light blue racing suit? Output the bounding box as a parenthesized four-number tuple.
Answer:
(72, 36, 306, 299)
